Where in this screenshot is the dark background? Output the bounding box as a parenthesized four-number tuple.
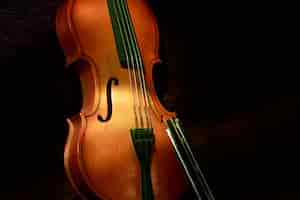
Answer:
(0, 0, 299, 199)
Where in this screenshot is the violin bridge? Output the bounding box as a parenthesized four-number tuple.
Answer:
(130, 128, 154, 200)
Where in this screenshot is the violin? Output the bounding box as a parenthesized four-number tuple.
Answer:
(55, 0, 215, 199)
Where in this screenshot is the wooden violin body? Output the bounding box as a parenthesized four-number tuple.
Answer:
(56, 0, 188, 199)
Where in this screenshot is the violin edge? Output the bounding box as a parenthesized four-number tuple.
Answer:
(65, 114, 108, 200)
(56, 0, 82, 66)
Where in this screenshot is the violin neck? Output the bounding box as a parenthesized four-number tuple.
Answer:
(166, 118, 215, 200)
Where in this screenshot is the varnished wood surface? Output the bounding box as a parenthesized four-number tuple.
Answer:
(0, 1, 299, 199)
(56, 0, 189, 198)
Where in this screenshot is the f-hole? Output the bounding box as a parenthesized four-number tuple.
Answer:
(98, 77, 119, 122)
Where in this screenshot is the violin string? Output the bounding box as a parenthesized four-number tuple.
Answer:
(112, 0, 139, 127)
(120, 0, 149, 128)
(117, 0, 145, 128)
(122, 0, 152, 129)
(128, 0, 153, 129)
(118, 0, 145, 128)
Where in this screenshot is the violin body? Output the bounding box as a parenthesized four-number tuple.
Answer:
(56, 0, 188, 199)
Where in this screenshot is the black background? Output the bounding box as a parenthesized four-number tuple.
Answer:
(0, 0, 299, 199)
